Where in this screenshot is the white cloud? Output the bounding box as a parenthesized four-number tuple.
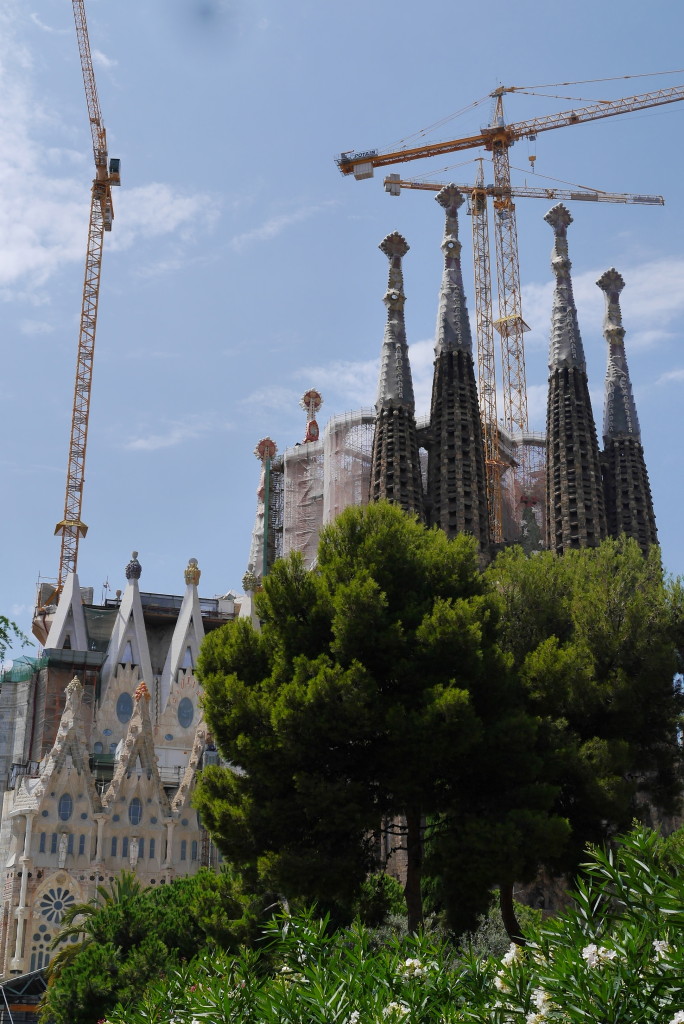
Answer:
(656, 368, 684, 386)
(230, 202, 337, 251)
(0, 17, 219, 297)
(110, 184, 219, 250)
(522, 257, 684, 358)
(241, 385, 302, 414)
(123, 413, 232, 452)
(29, 14, 68, 35)
(293, 359, 378, 409)
(92, 48, 117, 71)
(20, 319, 54, 336)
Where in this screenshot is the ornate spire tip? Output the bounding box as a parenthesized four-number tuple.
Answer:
(436, 184, 464, 211)
(544, 203, 573, 234)
(597, 268, 625, 295)
(379, 232, 409, 259)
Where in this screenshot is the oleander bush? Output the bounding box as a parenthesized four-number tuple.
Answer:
(103, 826, 684, 1024)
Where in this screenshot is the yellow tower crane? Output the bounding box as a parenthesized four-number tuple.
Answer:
(53, 0, 120, 596)
(337, 80, 684, 537)
(383, 170, 664, 543)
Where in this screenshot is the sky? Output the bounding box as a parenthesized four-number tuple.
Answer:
(2, 0, 684, 660)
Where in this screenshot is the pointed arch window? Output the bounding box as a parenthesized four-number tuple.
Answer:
(122, 837, 129, 858)
(58, 794, 73, 821)
(128, 798, 143, 826)
(181, 646, 194, 670)
(116, 692, 134, 724)
(180, 840, 187, 861)
(177, 698, 194, 729)
(122, 641, 134, 664)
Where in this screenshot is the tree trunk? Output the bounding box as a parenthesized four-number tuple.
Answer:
(499, 880, 525, 945)
(404, 809, 424, 934)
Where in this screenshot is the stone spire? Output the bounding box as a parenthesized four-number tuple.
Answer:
(545, 204, 587, 372)
(370, 233, 424, 516)
(426, 186, 489, 550)
(544, 205, 606, 553)
(597, 269, 657, 552)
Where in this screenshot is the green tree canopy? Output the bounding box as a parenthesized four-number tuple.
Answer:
(195, 502, 562, 933)
(40, 868, 272, 1024)
(484, 537, 683, 868)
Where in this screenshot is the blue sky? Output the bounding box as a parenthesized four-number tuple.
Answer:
(2, 0, 684, 659)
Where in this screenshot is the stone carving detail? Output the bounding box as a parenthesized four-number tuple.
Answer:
(184, 558, 201, 586)
(125, 551, 142, 581)
(134, 681, 151, 703)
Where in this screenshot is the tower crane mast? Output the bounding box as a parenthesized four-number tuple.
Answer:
(54, 0, 119, 595)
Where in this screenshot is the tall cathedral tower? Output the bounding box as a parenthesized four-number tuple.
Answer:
(544, 204, 606, 553)
(597, 268, 657, 552)
(370, 232, 424, 517)
(426, 186, 489, 551)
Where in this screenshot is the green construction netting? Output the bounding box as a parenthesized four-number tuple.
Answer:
(0, 655, 48, 684)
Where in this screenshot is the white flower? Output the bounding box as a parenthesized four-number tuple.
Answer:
(581, 942, 617, 967)
(501, 942, 523, 967)
(383, 1002, 409, 1019)
(581, 943, 599, 967)
(653, 938, 670, 958)
(526, 1014, 545, 1024)
(531, 987, 552, 1013)
(349, 1012, 361, 1024)
(669, 1012, 684, 1024)
(494, 973, 510, 992)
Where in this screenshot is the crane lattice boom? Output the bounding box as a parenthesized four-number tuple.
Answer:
(384, 176, 664, 205)
(337, 82, 684, 176)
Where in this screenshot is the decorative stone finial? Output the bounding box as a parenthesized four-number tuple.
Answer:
(65, 675, 83, 707)
(134, 681, 151, 703)
(544, 203, 573, 236)
(125, 551, 142, 581)
(379, 231, 409, 261)
(242, 569, 259, 592)
(184, 558, 201, 586)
